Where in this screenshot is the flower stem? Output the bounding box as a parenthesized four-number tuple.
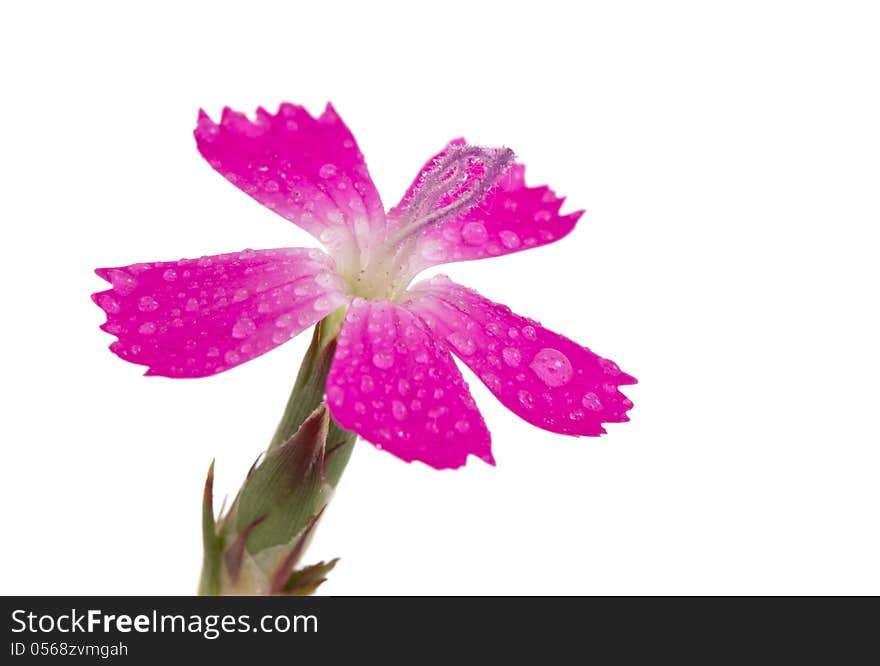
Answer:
(199, 308, 356, 595)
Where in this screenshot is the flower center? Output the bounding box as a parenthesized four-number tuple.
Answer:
(342, 238, 416, 302)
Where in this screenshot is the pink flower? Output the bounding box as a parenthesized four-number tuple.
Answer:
(93, 103, 635, 469)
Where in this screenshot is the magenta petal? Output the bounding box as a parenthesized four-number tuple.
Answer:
(404, 276, 636, 436)
(194, 103, 386, 265)
(396, 140, 583, 271)
(92, 248, 348, 377)
(326, 298, 493, 469)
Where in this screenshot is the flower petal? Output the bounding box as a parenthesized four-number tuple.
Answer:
(194, 103, 386, 274)
(392, 140, 582, 273)
(404, 276, 636, 436)
(326, 298, 492, 469)
(93, 248, 348, 377)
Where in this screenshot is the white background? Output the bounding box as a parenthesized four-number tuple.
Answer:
(1, 1, 878, 595)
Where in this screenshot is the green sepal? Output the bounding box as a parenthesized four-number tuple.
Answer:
(235, 407, 331, 555)
(282, 559, 339, 596)
(197, 460, 223, 596)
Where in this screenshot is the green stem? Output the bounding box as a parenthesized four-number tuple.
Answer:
(199, 309, 356, 595)
(269, 306, 347, 452)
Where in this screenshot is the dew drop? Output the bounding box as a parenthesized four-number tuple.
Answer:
(460, 221, 488, 246)
(206, 347, 220, 357)
(391, 400, 408, 421)
(162, 269, 178, 282)
(521, 325, 537, 341)
(569, 409, 585, 421)
(231, 317, 256, 339)
(581, 392, 602, 411)
(355, 401, 367, 415)
(360, 375, 375, 393)
(534, 210, 552, 223)
(275, 313, 295, 328)
(517, 389, 534, 409)
(447, 331, 476, 356)
(137, 296, 159, 312)
(397, 378, 411, 396)
(185, 298, 200, 312)
(481, 373, 501, 392)
(409, 399, 422, 411)
(137, 322, 156, 335)
(502, 347, 521, 367)
(319, 163, 338, 179)
(98, 294, 120, 314)
(420, 240, 447, 261)
(327, 385, 344, 407)
(232, 288, 248, 303)
(224, 350, 240, 364)
(529, 348, 573, 387)
(454, 419, 470, 433)
(106, 269, 137, 295)
(598, 358, 621, 376)
(372, 351, 394, 369)
(264, 180, 280, 192)
(499, 230, 521, 249)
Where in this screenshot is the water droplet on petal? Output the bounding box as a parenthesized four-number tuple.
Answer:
(355, 401, 367, 415)
(319, 163, 337, 179)
(391, 400, 408, 421)
(461, 221, 488, 246)
(232, 288, 248, 303)
(98, 294, 120, 314)
(162, 269, 177, 282)
(534, 209, 552, 223)
(517, 389, 534, 408)
(582, 392, 602, 411)
(529, 348, 573, 387)
(360, 375, 375, 392)
(447, 331, 476, 356)
(106, 269, 137, 295)
(499, 230, 521, 249)
(421, 240, 447, 261)
(138, 322, 156, 335)
(185, 298, 200, 312)
(372, 351, 394, 369)
(327, 385, 344, 407)
(481, 373, 501, 392)
(455, 419, 470, 433)
(206, 347, 220, 357)
(232, 317, 256, 339)
(521, 325, 537, 340)
(502, 347, 521, 367)
(598, 358, 621, 376)
(397, 378, 410, 396)
(224, 350, 241, 364)
(137, 296, 159, 312)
